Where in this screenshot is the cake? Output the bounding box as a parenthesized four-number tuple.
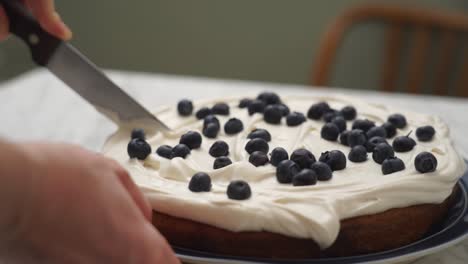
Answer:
(103, 92, 466, 258)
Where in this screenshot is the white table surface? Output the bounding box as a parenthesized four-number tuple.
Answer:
(0, 69, 467, 263)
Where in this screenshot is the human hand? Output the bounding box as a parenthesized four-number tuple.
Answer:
(0, 0, 72, 41)
(0, 142, 180, 264)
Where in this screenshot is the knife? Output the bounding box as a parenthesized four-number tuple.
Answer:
(0, 0, 170, 132)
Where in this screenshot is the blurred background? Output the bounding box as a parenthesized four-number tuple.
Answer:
(0, 0, 466, 92)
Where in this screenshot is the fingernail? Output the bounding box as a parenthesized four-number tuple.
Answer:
(52, 12, 72, 40)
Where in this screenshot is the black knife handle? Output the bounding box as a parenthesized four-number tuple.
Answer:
(0, 0, 61, 66)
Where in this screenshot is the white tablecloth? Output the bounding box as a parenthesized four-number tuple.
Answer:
(0, 70, 467, 263)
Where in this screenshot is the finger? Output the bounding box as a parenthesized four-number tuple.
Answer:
(116, 167, 152, 222)
(0, 6, 9, 41)
(141, 223, 181, 264)
(25, 0, 72, 40)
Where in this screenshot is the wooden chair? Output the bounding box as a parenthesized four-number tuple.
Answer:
(311, 3, 468, 97)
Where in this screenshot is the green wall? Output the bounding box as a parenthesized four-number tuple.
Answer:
(0, 0, 466, 91)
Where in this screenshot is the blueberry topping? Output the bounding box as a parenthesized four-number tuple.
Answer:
(319, 150, 346, 171)
(249, 151, 269, 167)
(276, 160, 301, 183)
(388, 113, 407, 129)
(209, 141, 229, 157)
(277, 103, 290, 116)
(239, 98, 253, 108)
(321, 123, 340, 141)
(127, 138, 152, 160)
(416, 126, 435, 142)
(172, 144, 191, 158)
(347, 129, 367, 147)
(270, 147, 289, 166)
(131, 128, 145, 140)
(213, 156, 232, 169)
(340, 106, 357, 120)
(257, 91, 281, 105)
(392, 135, 416, 152)
(348, 145, 368, 162)
(180, 131, 202, 149)
(286, 112, 306, 126)
(211, 102, 230, 115)
(322, 111, 339, 123)
(290, 148, 316, 169)
(248, 100, 266, 115)
(292, 169, 318, 186)
(247, 128, 271, 142)
(245, 138, 269, 154)
(352, 119, 376, 132)
(307, 102, 331, 120)
(156, 145, 173, 159)
(339, 130, 351, 146)
(224, 118, 244, 134)
(203, 115, 220, 128)
(366, 126, 387, 139)
(382, 122, 397, 138)
(195, 107, 212, 120)
(331, 116, 347, 132)
(381, 157, 405, 175)
(188, 172, 212, 192)
(365, 136, 388, 152)
(227, 180, 252, 200)
(415, 151, 438, 173)
(372, 143, 394, 164)
(263, 105, 283, 124)
(310, 162, 333, 181)
(202, 123, 220, 138)
(177, 99, 193, 116)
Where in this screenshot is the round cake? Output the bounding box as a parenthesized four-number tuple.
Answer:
(103, 92, 466, 258)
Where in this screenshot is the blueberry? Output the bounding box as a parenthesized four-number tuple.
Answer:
(127, 138, 152, 160)
(321, 123, 340, 141)
(156, 145, 173, 159)
(277, 103, 290, 116)
(331, 116, 346, 132)
(239, 98, 253, 108)
(131, 128, 145, 140)
(195, 107, 212, 120)
(263, 105, 283, 124)
(270, 147, 289, 166)
(381, 122, 397, 138)
(249, 151, 269, 167)
(372, 143, 394, 164)
(348, 145, 368, 162)
(352, 119, 375, 132)
(415, 151, 438, 173)
(213, 156, 232, 169)
(291, 148, 316, 169)
(247, 128, 271, 142)
(203, 123, 219, 138)
(245, 138, 269, 154)
(209, 140, 229, 157)
(227, 180, 252, 200)
(322, 110, 339, 123)
(366, 126, 387, 139)
(211, 102, 230, 115)
(224, 118, 244, 134)
(381, 157, 405, 175)
(203, 115, 220, 128)
(180, 131, 202, 149)
(365, 136, 388, 152)
(248, 100, 266, 115)
(310, 162, 333, 181)
(348, 129, 367, 147)
(257, 91, 281, 105)
(307, 102, 331, 120)
(177, 99, 193, 116)
(292, 169, 317, 186)
(388, 113, 407, 129)
(172, 144, 191, 158)
(416, 126, 435, 142)
(319, 150, 346, 171)
(392, 135, 416, 152)
(339, 130, 351, 146)
(286, 112, 306, 126)
(188, 172, 212, 192)
(276, 160, 301, 183)
(340, 106, 357, 120)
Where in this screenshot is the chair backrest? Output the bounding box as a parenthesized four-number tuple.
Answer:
(311, 3, 468, 97)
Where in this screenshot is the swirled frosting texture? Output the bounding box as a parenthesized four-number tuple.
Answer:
(102, 95, 466, 248)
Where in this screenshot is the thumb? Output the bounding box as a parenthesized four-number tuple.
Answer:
(26, 0, 72, 40)
(138, 223, 181, 264)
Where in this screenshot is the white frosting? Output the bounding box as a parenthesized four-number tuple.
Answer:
(102, 94, 466, 249)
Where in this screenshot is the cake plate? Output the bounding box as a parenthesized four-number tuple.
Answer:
(174, 163, 468, 264)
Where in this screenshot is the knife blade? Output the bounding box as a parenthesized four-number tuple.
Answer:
(1, 0, 170, 132)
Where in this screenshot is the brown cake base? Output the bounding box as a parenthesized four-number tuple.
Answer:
(152, 187, 458, 259)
